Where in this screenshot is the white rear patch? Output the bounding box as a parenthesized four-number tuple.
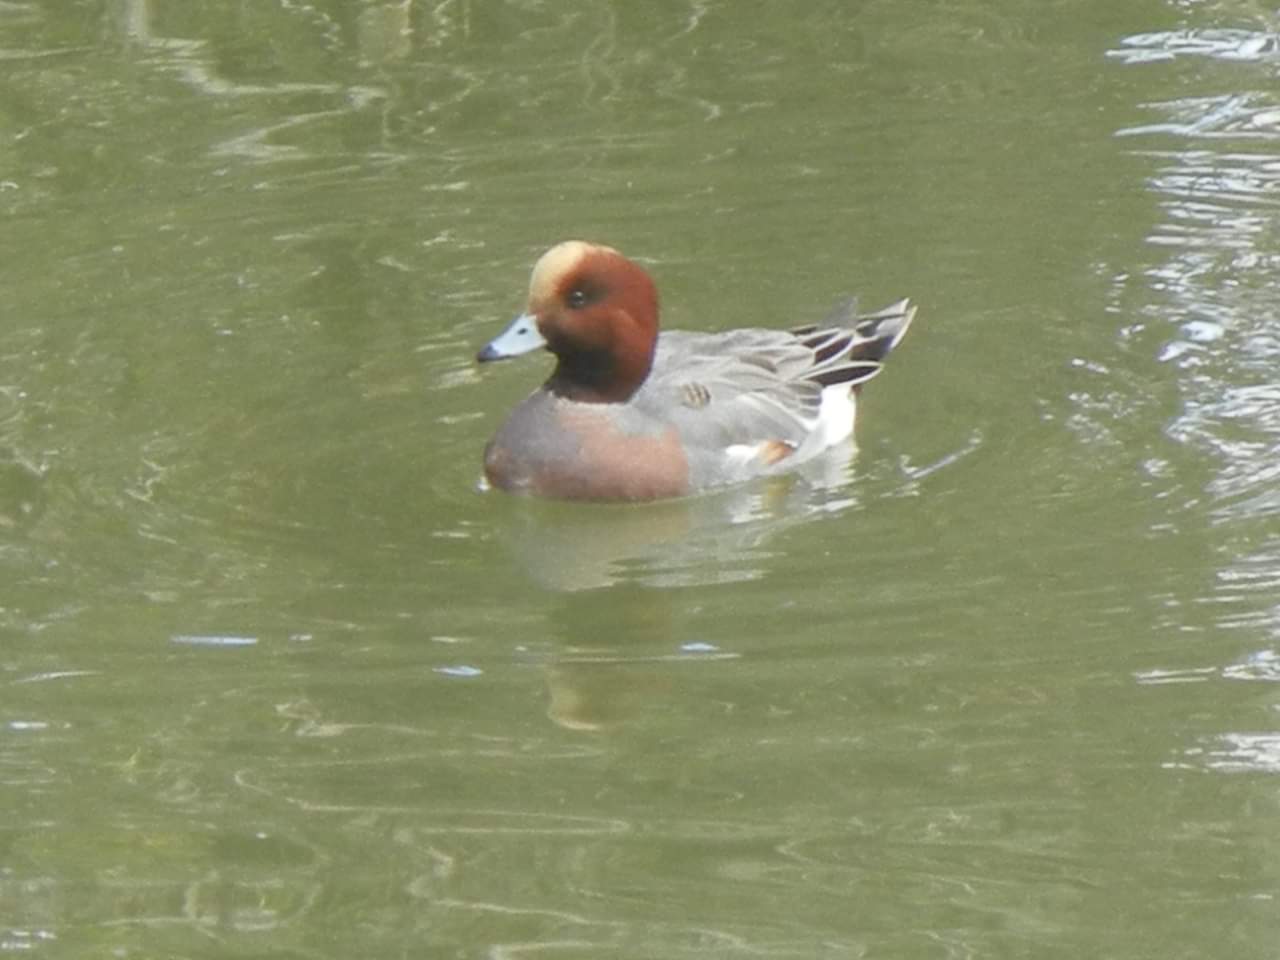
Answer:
(815, 384, 857, 446)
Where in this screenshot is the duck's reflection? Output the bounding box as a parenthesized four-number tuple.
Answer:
(492, 442, 859, 593)
(487, 448, 862, 730)
(541, 584, 678, 731)
(536, 581, 745, 731)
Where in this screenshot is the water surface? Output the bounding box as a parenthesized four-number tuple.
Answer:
(2, 1, 1278, 957)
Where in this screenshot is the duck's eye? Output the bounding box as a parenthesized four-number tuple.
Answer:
(566, 288, 589, 309)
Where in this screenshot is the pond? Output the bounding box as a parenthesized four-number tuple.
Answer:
(1, 1, 1277, 957)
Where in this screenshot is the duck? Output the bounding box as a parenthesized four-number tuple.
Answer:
(476, 241, 915, 502)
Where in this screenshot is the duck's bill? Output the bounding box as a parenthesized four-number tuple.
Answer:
(476, 312, 546, 362)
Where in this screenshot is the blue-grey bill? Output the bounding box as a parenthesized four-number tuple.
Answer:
(477, 312, 546, 362)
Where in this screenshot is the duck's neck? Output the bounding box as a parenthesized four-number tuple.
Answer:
(548, 350, 645, 403)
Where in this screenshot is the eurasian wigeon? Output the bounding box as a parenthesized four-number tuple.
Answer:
(476, 241, 915, 502)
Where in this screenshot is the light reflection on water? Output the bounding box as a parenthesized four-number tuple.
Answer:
(1114, 23, 1280, 778)
(1108, 27, 1280, 65)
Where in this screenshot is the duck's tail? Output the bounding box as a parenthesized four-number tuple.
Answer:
(793, 298, 917, 390)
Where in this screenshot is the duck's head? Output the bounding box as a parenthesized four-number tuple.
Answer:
(477, 241, 660, 403)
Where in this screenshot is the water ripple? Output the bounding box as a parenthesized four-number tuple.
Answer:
(1135, 647, 1280, 686)
(1108, 28, 1280, 65)
(1199, 733, 1280, 772)
(1112, 32, 1280, 658)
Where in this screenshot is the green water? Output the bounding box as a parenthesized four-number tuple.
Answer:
(2, 1, 1278, 957)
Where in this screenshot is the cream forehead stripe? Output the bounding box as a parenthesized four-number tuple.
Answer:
(527, 241, 619, 305)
